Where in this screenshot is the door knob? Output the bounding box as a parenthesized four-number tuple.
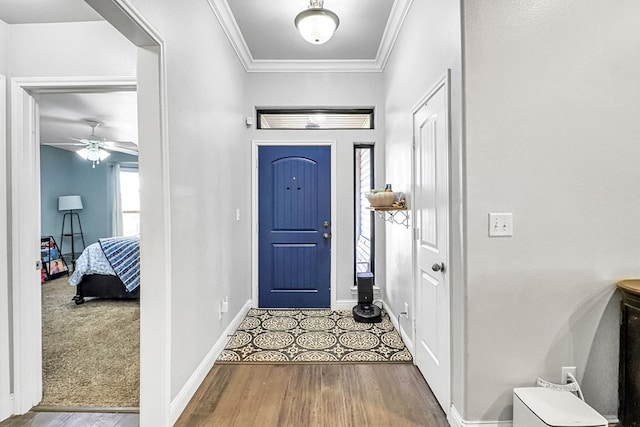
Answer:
(323, 232, 332, 240)
(431, 262, 444, 272)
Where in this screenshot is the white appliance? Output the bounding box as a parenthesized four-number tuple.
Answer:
(513, 388, 607, 427)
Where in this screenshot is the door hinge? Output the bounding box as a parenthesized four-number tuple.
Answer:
(413, 227, 420, 241)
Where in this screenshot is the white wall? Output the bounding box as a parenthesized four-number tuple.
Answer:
(383, 0, 464, 411)
(245, 72, 385, 304)
(124, 0, 250, 401)
(8, 21, 135, 77)
(462, 0, 640, 420)
(0, 20, 8, 74)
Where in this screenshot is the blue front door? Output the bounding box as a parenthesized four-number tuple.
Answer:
(258, 146, 331, 308)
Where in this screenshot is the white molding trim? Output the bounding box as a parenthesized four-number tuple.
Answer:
(335, 299, 357, 311)
(207, 0, 413, 73)
(96, 2, 172, 426)
(10, 76, 139, 415)
(251, 141, 337, 310)
(349, 285, 381, 297)
(0, 74, 10, 423)
(449, 406, 513, 427)
(383, 299, 414, 356)
(206, 0, 253, 71)
(448, 405, 619, 427)
(170, 300, 252, 425)
(375, 0, 414, 70)
(10, 76, 136, 92)
(10, 79, 44, 415)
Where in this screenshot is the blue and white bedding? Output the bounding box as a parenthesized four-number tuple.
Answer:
(69, 236, 140, 292)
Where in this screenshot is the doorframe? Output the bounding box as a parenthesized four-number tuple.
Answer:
(251, 140, 337, 309)
(10, 77, 136, 414)
(8, 3, 171, 424)
(0, 75, 10, 421)
(411, 70, 452, 415)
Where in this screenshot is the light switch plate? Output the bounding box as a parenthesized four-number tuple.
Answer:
(489, 213, 513, 237)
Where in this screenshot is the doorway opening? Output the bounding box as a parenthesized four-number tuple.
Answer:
(38, 89, 141, 409)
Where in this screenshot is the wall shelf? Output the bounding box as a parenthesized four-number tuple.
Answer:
(369, 207, 410, 228)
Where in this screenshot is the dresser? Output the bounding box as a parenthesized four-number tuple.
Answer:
(617, 279, 640, 427)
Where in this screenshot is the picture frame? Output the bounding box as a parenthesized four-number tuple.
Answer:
(47, 258, 68, 276)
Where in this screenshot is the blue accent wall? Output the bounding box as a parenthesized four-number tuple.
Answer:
(40, 146, 138, 249)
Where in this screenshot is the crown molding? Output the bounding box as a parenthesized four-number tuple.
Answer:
(208, 0, 413, 73)
(206, 0, 254, 71)
(376, 0, 413, 70)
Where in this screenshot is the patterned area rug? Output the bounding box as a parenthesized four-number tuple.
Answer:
(217, 308, 412, 363)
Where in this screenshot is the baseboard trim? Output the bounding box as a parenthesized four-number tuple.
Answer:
(334, 299, 357, 311)
(0, 393, 13, 422)
(449, 404, 617, 427)
(32, 405, 139, 413)
(349, 286, 382, 297)
(169, 299, 252, 425)
(383, 300, 414, 356)
(449, 405, 512, 427)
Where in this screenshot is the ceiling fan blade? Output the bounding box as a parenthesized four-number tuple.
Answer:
(103, 145, 139, 156)
(41, 142, 86, 146)
(66, 137, 91, 144)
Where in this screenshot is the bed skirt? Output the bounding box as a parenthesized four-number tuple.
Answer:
(73, 274, 140, 305)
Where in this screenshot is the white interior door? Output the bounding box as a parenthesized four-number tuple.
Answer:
(413, 75, 450, 413)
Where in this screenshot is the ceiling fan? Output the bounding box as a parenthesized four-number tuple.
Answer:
(42, 120, 139, 168)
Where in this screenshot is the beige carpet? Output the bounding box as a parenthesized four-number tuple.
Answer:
(217, 308, 412, 363)
(40, 276, 139, 407)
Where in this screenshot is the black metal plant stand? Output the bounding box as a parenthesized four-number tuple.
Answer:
(60, 210, 86, 268)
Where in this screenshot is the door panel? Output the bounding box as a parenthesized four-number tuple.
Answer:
(414, 78, 450, 413)
(259, 146, 331, 308)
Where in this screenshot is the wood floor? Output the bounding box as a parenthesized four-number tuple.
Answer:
(1, 364, 447, 426)
(175, 364, 448, 427)
(0, 411, 138, 427)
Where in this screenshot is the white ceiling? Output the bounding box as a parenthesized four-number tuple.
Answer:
(0, 0, 102, 24)
(1, 0, 406, 147)
(214, 0, 411, 71)
(227, 0, 394, 61)
(39, 91, 138, 153)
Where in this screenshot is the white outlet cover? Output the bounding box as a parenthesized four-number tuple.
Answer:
(488, 213, 513, 237)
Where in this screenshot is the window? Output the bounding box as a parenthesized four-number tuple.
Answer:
(354, 145, 374, 279)
(257, 108, 374, 130)
(119, 168, 140, 236)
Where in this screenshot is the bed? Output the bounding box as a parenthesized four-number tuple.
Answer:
(69, 236, 140, 304)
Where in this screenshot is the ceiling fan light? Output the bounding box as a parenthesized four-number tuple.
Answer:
(76, 147, 110, 162)
(76, 148, 90, 160)
(295, 4, 339, 45)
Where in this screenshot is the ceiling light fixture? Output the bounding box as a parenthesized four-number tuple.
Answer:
(75, 121, 110, 168)
(295, 0, 339, 45)
(76, 147, 110, 168)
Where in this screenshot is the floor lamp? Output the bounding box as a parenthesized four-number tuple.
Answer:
(59, 195, 86, 268)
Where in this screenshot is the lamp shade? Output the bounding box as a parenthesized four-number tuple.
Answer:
(58, 195, 83, 211)
(295, 4, 339, 45)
